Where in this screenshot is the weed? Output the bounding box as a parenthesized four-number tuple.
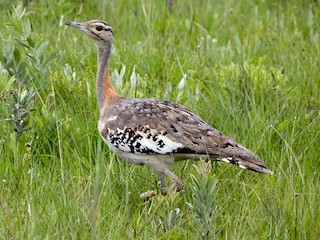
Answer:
(187, 162, 221, 239)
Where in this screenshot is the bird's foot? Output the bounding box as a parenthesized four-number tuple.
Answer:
(160, 183, 184, 195)
(160, 186, 169, 195)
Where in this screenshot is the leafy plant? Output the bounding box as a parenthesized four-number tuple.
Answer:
(187, 162, 221, 239)
(2, 87, 36, 141)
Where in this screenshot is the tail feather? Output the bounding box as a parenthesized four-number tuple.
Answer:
(220, 157, 273, 174)
(211, 140, 273, 174)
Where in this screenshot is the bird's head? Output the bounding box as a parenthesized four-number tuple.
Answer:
(65, 20, 113, 48)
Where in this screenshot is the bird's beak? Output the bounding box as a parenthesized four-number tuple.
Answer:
(65, 21, 83, 29)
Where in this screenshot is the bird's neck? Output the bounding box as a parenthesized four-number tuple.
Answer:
(96, 42, 119, 111)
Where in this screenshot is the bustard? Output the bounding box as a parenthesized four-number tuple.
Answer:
(65, 20, 272, 196)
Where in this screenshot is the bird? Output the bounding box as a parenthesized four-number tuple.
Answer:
(65, 20, 273, 197)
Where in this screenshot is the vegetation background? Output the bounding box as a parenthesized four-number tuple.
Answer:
(0, 0, 319, 239)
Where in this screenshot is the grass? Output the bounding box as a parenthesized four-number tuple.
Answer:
(0, 0, 319, 239)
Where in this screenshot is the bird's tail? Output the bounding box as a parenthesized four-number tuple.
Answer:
(218, 156, 273, 174)
(210, 142, 273, 174)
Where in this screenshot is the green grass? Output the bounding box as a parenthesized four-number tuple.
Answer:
(0, 0, 319, 239)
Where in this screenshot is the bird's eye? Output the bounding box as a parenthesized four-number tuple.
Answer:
(96, 26, 103, 31)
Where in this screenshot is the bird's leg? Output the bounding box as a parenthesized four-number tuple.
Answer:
(160, 169, 184, 194)
(160, 173, 167, 189)
(160, 173, 169, 195)
(141, 170, 184, 198)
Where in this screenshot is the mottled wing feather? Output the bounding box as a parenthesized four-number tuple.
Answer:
(99, 98, 271, 173)
(100, 98, 229, 154)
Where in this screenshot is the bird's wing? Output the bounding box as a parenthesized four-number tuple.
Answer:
(99, 98, 272, 173)
(100, 98, 232, 155)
